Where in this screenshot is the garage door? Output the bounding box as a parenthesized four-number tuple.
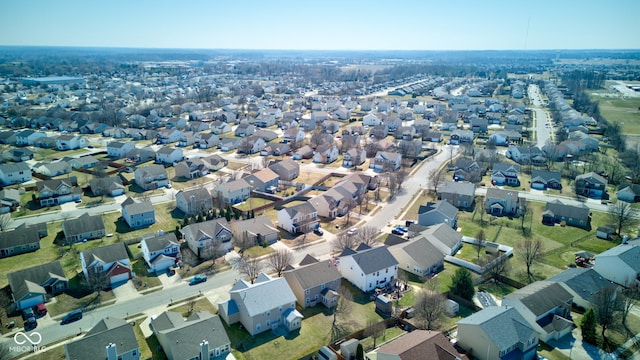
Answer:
(110, 272, 130, 285)
(19, 296, 45, 311)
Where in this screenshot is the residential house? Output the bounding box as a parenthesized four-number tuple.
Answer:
(65, 318, 140, 360)
(417, 200, 458, 228)
(457, 306, 538, 360)
(32, 161, 72, 177)
(237, 135, 266, 154)
(15, 129, 46, 146)
(268, 158, 300, 181)
(277, 202, 319, 234)
(0, 223, 43, 258)
(62, 213, 106, 243)
(542, 200, 590, 229)
(617, 183, 640, 203)
(151, 311, 231, 360)
(235, 123, 255, 137)
(37, 178, 82, 206)
(121, 197, 155, 229)
(485, 188, 521, 216)
(134, 165, 169, 190)
(68, 155, 99, 169)
(56, 135, 86, 150)
(7, 261, 67, 310)
(449, 130, 473, 145)
(471, 117, 488, 133)
(156, 129, 183, 144)
(414, 223, 463, 255)
(383, 117, 402, 134)
(164, 118, 187, 130)
(387, 235, 445, 277)
(489, 131, 521, 146)
(438, 181, 475, 210)
(219, 138, 239, 152)
(211, 120, 232, 135)
(0, 162, 32, 185)
(311, 111, 330, 123)
(125, 147, 156, 163)
(342, 147, 366, 168)
(196, 133, 220, 149)
(593, 243, 640, 286)
(502, 282, 573, 341)
(337, 244, 398, 293)
(180, 219, 233, 257)
(214, 178, 251, 205)
(81, 242, 131, 286)
(575, 172, 608, 199)
(107, 141, 135, 158)
(370, 151, 402, 171)
(440, 111, 458, 130)
(283, 127, 306, 144)
(253, 129, 278, 142)
(141, 233, 180, 273)
(229, 216, 279, 247)
(174, 158, 213, 179)
(178, 131, 197, 147)
(365, 330, 469, 360)
(491, 162, 520, 186)
(531, 170, 562, 190)
(176, 188, 213, 215)
(245, 168, 280, 193)
(283, 255, 341, 308)
(547, 268, 614, 310)
(260, 143, 291, 156)
(507, 146, 544, 164)
(292, 145, 314, 160)
(313, 143, 339, 164)
(0, 188, 21, 213)
(156, 147, 184, 164)
(362, 113, 382, 127)
(423, 130, 443, 143)
(4, 148, 34, 162)
(219, 273, 303, 336)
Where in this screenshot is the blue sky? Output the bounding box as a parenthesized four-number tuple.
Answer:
(1, 0, 639, 50)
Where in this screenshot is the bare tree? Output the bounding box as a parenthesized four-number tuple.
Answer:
(331, 285, 353, 342)
(516, 239, 544, 281)
(414, 289, 446, 330)
(332, 233, 357, 253)
(473, 230, 486, 260)
(310, 125, 326, 148)
(200, 238, 227, 262)
(363, 319, 386, 348)
(261, 155, 271, 169)
(232, 255, 262, 284)
(85, 271, 109, 298)
(485, 251, 510, 281)
(0, 214, 12, 232)
(0, 289, 10, 326)
(266, 248, 293, 277)
(592, 286, 623, 343)
(608, 201, 639, 236)
(356, 226, 379, 247)
(429, 168, 445, 198)
(620, 287, 638, 329)
(233, 230, 254, 254)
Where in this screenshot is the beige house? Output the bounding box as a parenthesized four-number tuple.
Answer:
(283, 255, 341, 308)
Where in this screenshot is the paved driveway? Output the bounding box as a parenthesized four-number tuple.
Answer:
(111, 281, 140, 302)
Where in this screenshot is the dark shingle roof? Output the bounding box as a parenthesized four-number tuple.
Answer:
(81, 242, 128, 266)
(458, 306, 536, 351)
(504, 282, 572, 317)
(7, 261, 67, 300)
(344, 245, 398, 274)
(143, 233, 179, 253)
(65, 317, 138, 360)
(63, 213, 105, 237)
(547, 268, 613, 304)
(283, 259, 341, 290)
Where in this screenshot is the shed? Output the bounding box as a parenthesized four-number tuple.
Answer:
(375, 294, 393, 317)
(596, 226, 613, 240)
(340, 338, 360, 360)
(318, 346, 338, 360)
(445, 299, 459, 317)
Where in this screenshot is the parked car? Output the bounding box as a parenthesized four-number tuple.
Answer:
(35, 303, 47, 316)
(394, 226, 408, 233)
(346, 228, 358, 236)
(61, 310, 83, 325)
(391, 229, 405, 235)
(313, 228, 324, 236)
(189, 275, 207, 285)
(22, 308, 36, 324)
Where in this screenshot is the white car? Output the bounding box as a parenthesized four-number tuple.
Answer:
(347, 228, 358, 236)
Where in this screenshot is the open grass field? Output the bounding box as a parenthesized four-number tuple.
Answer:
(589, 91, 640, 135)
(102, 201, 181, 241)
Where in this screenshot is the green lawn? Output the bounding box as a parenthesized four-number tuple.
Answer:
(131, 258, 163, 289)
(47, 275, 115, 317)
(233, 197, 274, 212)
(589, 90, 640, 135)
(103, 202, 180, 241)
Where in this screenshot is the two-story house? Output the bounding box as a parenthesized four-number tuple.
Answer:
(81, 242, 131, 286)
(485, 188, 521, 216)
(134, 165, 169, 191)
(337, 244, 398, 293)
(107, 141, 135, 158)
(65, 317, 140, 360)
(229, 216, 279, 247)
(218, 273, 302, 336)
(575, 172, 608, 199)
(370, 151, 402, 172)
(62, 213, 106, 243)
(214, 178, 251, 205)
(56, 134, 86, 150)
(90, 176, 126, 197)
(68, 155, 99, 170)
(491, 162, 520, 186)
(156, 129, 183, 144)
(176, 188, 213, 215)
(277, 202, 319, 234)
(141, 233, 180, 273)
(0, 162, 32, 185)
(438, 181, 475, 210)
(342, 147, 366, 168)
(121, 197, 156, 229)
(313, 143, 339, 164)
(37, 178, 82, 206)
(593, 243, 640, 286)
(245, 168, 280, 193)
(211, 120, 232, 135)
(268, 158, 300, 181)
(417, 200, 458, 228)
(283, 255, 341, 308)
(196, 132, 220, 149)
(180, 219, 233, 258)
(156, 147, 184, 164)
(15, 129, 46, 146)
(531, 170, 562, 190)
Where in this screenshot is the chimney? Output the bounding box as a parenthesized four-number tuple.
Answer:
(106, 343, 117, 360)
(200, 340, 209, 360)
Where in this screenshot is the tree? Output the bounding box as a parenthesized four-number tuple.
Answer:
(608, 201, 639, 236)
(0, 214, 12, 232)
(332, 232, 357, 253)
(232, 255, 262, 284)
(356, 343, 364, 360)
(620, 287, 638, 329)
(266, 248, 293, 277)
(520, 200, 530, 235)
(485, 251, 510, 281)
(592, 286, 623, 343)
(473, 230, 486, 260)
(581, 307, 598, 345)
(364, 319, 386, 349)
(429, 168, 445, 198)
(85, 271, 109, 298)
(200, 238, 226, 262)
(516, 239, 544, 280)
(414, 289, 446, 330)
(449, 267, 475, 301)
(331, 285, 353, 342)
(355, 226, 379, 247)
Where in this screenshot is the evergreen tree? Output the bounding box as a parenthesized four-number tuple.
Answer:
(225, 208, 232, 222)
(356, 343, 364, 360)
(581, 307, 598, 345)
(449, 267, 475, 301)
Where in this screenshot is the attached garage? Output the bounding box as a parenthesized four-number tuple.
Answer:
(107, 263, 131, 286)
(16, 294, 46, 311)
(531, 182, 545, 190)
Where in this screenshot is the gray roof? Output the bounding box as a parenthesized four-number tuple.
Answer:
(230, 273, 296, 317)
(63, 213, 105, 237)
(122, 198, 155, 215)
(418, 200, 458, 219)
(458, 306, 537, 351)
(0, 223, 41, 249)
(492, 162, 520, 173)
(0, 162, 30, 173)
(157, 146, 178, 154)
(504, 281, 572, 317)
(542, 200, 590, 221)
(142, 233, 179, 253)
(151, 311, 230, 360)
(177, 187, 211, 202)
(547, 268, 614, 304)
(181, 218, 231, 241)
(441, 181, 475, 197)
(392, 237, 444, 268)
(417, 223, 462, 254)
(283, 202, 316, 218)
(65, 317, 138, 360)
(81, 242, 129, 266)
(7, 261, 67, 300)
(217, 178, 249, 192)
(283, 259, 341, 291)
(89, 176, 124, 194)
(531, 170, 561, 184)
(576, 171, 607, 184)
(343, 245, 398, 274)
(595, 244, 640, 273)
(486, 188, 519, 202)
(135, 164, 168, 178)
(231, 216, 278, 237)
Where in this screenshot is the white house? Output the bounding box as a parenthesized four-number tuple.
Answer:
(107, 141, 135, 158)
(156, 147, 184, 164)
(0, 162, 32, 185)
(337, 244, 398, 293)
(141, 233, 180, 273)
(593, 243, 640, 286)
(56, 135, 87, 150)
(370, 151, 401, 171)
(80, 243, 131, 286)
(313, 144, 339, 164)
(277, 202, 319, 234)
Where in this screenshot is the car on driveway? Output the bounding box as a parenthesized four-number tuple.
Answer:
(313, 228, 324, 236)
(347, 228, 358, 236)
(394, 226, 408, 233)
(189, 275, 207, 285)
(391, 229, 405, 236)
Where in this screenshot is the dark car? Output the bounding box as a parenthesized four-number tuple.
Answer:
(391, 229, 405, 235)
(22, 308, 36, 324)
(61, 310, 83, 325)
(189, 275, 207, 285)
(313, 228, 324, 236)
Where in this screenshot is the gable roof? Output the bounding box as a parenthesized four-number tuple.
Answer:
(122, 197, 154, 215)
(81, 242, 128, 266)
(230, 273, 296, 317)
(143, 233, 179, 253)
(65, 317, 138, 360)
(0, 223, 41, 249)
(418, 200, 458, 219)
(458, 306, 537, 351)
(531, 170, 561, 184)
(230, 216, 278, 237)
(441, 181, 475, 197)
(504, 281, 572, 317)
(7, 261, 67, 300)
(547, 268, 614, 304)
(283, 259, 341, 290)
(342, 245, 398, 274)
(63, 213, 105, 236)
(376, 330, 468, 360)
(542, 200, 590, 220)
(181, 218, 231, 241)
(595, 244, 640, 273)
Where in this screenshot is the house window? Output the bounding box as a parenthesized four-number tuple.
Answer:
(305, 289, 310, 295)
(321, 283, 325, 289)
